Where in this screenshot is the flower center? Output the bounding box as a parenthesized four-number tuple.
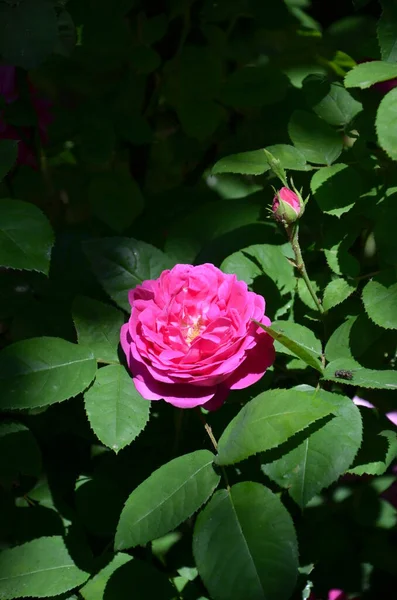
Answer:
(181, 315, 204, 345)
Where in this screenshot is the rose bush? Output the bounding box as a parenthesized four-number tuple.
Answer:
(120, 263, 275, 409)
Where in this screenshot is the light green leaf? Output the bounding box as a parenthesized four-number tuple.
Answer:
(362, 271, 397, 329)
(212, 150, 268, 176)
(297, 277, 322, 311)
(0, 337, 97, 410)
(89, 172, 144, 233)
(350, 429, 397, 476)
(193, 482, 298, 600)
(0, 536, 89, 599)
(115, 450, 220, 550)
(73, 296, 124, 364)
(83, 237, 174, 312)
(303, 77, 362, 126)
(256, 321, 323, 373)
(221, 244, 295, 295)
(0, 140, 18, 182)
(216, 389, 334, 466)
(325, 317, 355, 362)
(0, 199, 54, 275)
(376, 87, 397, 160)
(323, 278, 357, 311)
(263, 389, 362, 507)
(84, 365, 150, 453)
(311, 164, 362, 217)
(265, 144, 308, 171)
(378, 1, 397, 62)
(0, 0, 58, 70)
(80, 554, 132, 600)
(288, 110, 343, 165)
(0, 422, 42, 486)
(323, 358, 397, 389)
(345, 61, 397, 88)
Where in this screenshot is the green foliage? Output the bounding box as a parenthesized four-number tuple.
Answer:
(115, 450, 220, 549)
(0, 536, 89, 598)
(0, 199, 54, 274)
(216, 389, 334, 466)
(0, 337, 97, 409)
(193, 483, 298, 600)
(1, 2, 396, 599)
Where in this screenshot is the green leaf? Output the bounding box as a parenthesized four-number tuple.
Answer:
(345, 61, 397, 88)
(263, 389, 362, 507)
(75, 475, 125, 537)
(323, 278, 357, 310)
(310, 164, 362, 217)
(0, 337, 97, 410)
(0, 140, 18, 182)
(221, 244, 295, 295)
(216, 389, 334, 466)
(362, 271, 397, 329)
(73, 296, 124, 364)
(212, 150, 268, 176)
(0, 422, 42, 487)
(80, 554, 132, 600)
(288, 110, 343, 165)
(104, 559, 175, 599)
(193, 482, 298, 600)
(89, 172, 144, 233)
(0, 199, 54, 275)
(0, 0, 58, 69)
(84, 365, 150, 453)
(256, 321, 323, 372)
(323, 358, 397, 389)
(0, 536, 89, 599)
(378, 1, 397, 63)
(221, 66, 289, 108)
(115, 450, 220, 550)
(265, 144, 309, 171)
(83, 238, 174, 312)
(303, 77, 362, 127)
(376, 87, 397, 160)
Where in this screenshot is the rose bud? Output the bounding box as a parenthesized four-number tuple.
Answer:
(272, 187, 304, 224)
(120, 263, 275, 411)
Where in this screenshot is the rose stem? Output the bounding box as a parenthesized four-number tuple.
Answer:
(195, 408, 230, 490)
(287, 223, 325, 315)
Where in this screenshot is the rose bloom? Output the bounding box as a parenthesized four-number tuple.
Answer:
(272, 187, 303, 224)
(120, 263, 275, 410)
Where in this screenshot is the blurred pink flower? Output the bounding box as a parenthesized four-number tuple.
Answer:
(0, 64, 52, 169)
(353, 396, 397, 427)
(121, 263, 275, 410)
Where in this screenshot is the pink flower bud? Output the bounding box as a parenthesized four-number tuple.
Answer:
(272, 187, 303, 224)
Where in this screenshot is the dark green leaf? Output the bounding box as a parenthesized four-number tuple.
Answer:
(0, 0, 58, 69)
(83, 237, 174, 312)
(263, 389, 362, 507)
(115, 450, 220, 549)
(193, 483, 298, 600)
(303, 77, 362, 126)
(89, 172, 144, 233)
(104, 560, 175, 600)
(84, 365, 150, 453)
(0, 536, 89, 599)
(0, 422, 42, 487)
(0, 337, 97, 410)
(311, 164, 362, 217)
(80, 554, 132, 600)
(345, 61, 397, 88)
(216, 389, 334, 466)
(378, 1, 397, 62)
(376, 87, 397, 160)
(288, 110, 343, 165)
(221, 66, 289, 108)
(73, 296, 124, 364)
(362, 270, 397, 329)
(0, 199, 54, 275)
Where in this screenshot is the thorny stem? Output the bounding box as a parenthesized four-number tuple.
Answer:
(195, 408, 230, 490)
(287, 223, 325, 315)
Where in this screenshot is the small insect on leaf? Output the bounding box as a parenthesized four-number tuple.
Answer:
(334, 369, 353, 380)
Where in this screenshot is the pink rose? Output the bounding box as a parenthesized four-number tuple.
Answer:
(272, 187, 303, 224)
(120, 263, 275, 410)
